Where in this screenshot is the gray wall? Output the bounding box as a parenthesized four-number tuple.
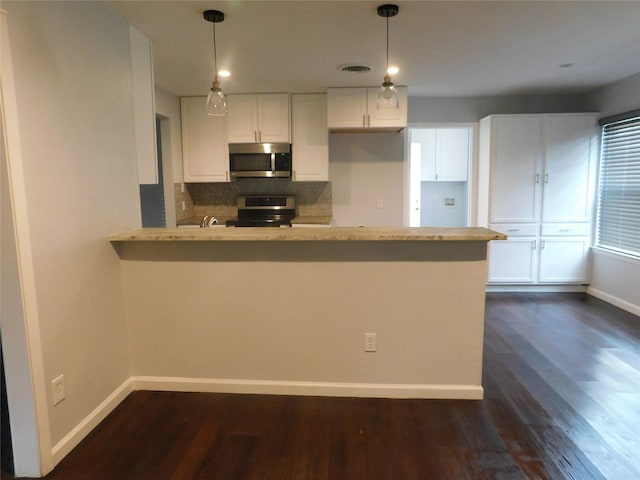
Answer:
(3, 1, 142, 471)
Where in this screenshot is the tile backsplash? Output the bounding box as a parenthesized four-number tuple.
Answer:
(179, 179, 332, 219)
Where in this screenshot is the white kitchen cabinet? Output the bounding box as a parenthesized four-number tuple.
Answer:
(327, 87, 407, 131)
(416, 128, 469, 182)
(488, 237, 538, 284)
(291, 94, 328, 182)
(542, 115, 597, 223)
(489, 116, 543, 223)
(181, 96, 229, 182)
(479, 113, 598, 285)
(226, 93, 290, 143)
(538, 236, 589, 283)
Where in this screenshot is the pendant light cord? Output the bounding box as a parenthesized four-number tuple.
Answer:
(212, 21, 218, 79)
(386, 15, 389, 72)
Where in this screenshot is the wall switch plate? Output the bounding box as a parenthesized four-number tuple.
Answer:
(364, 333, 377, 352)
(377, 198, 384, 209)
(181, 200, 186, 211)
(52, 375, 65, 406)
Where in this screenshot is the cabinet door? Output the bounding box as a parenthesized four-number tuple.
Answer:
(488, 237, 537, 283)
(258, 94, 290, 143)
(538, 237, 589, 283)
(490, 116, 543, 223)
(291, 94, 328, 182)
(327, 88, 368, 129)
(181, 96, 229, 182)
(411, 129, 436, 181)
(542, 115, 596, 222)
(367, 86, 408, 129)
(226, 94, 258, 143)
(435, 128, 469, 181)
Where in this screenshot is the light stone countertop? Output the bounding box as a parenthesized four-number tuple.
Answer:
(110, 227, 507, 242)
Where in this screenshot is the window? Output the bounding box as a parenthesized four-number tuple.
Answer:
(596, 113, 640, 257)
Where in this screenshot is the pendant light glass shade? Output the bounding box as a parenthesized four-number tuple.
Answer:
(206, 78, 227, 116)
(203, 10, 227, 116)
(376, 4, 399, 110)
(377, 74, 399, 110)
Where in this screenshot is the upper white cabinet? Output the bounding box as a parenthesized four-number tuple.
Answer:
(415, 128, 470, 182)
(291, 94, 329, 182)
(542, 115, 597, 223)
(489, 116, 543, 223)
(327, 87, 407, 131)
(226, 93, 290, 143)
(181, 96, 229, 182)
(479, 113, 598, 285)
(480, 114, 597, 225)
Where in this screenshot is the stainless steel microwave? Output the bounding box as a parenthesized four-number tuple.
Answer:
(229, 143, 292, 178)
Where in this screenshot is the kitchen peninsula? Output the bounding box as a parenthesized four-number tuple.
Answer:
(111, 227, 505, 399)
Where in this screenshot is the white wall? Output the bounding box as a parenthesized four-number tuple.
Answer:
(584, 73, 640, 315)
(120, 240, 489, 399)
(329, 133, 405, 226)
(3, 1, 142, 471)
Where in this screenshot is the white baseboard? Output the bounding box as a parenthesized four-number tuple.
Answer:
(51, 378, 133, 465)
(131, 376, 484, 400)
(486, 284, 587, 293)
(587, 287, 640, 316)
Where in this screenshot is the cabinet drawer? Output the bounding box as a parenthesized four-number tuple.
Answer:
(541, 223, 590, 236)
(490, 224, 538, 236)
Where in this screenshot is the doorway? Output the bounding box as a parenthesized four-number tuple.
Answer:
(139, 117, 166, 227)
(408, 126, 473, 227)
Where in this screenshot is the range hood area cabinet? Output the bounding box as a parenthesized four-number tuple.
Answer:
(327, 87, 407, 132)
(478, 113, 599, 285)
(181, 96, 230, 182)
(226, 93, 290, 144)
(291, 94, 329, 181)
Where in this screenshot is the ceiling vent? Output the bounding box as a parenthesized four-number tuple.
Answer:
(338, 63, 371, 74)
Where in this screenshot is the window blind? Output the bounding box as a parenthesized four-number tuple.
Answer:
(596, 115, 640, 257)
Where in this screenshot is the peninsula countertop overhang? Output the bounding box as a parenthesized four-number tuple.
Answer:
(110, 227, 507, 242)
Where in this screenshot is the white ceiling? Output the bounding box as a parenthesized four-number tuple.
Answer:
(106, 0, 640, 98)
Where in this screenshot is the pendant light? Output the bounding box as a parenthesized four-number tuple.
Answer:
(204, 10, 227, 116)
(376, 4, 399, 110)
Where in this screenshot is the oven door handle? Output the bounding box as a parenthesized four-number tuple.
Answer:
(271, 153, 276, 173)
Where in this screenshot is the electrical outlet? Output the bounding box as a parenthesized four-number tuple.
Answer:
(52, 375, 65, 406)
(364, 333, 377, 352)
(376, 198, 384, 209)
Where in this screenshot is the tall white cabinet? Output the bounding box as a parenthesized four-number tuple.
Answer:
(478, 114, 598, 285)
(181, 96, 229, 182)
(291, 94, 329, 181)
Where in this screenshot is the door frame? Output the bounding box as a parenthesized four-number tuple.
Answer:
(404, 122, 479, 227)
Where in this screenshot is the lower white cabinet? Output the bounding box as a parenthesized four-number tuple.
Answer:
(291, 94, 328, 181)
(488, 223, 590, 284)
(538, 237, 589, 283)
(488, 237, 537, 283)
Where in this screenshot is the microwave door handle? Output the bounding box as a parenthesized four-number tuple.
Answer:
(271, 153, 275, 173)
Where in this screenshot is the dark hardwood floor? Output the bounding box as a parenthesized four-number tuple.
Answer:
(3, 293, 639, 479)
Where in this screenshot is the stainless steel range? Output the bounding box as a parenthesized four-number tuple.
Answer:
(226, 195, 296, 227)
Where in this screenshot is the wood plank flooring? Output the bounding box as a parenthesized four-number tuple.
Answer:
(3, 293, 639, 479)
